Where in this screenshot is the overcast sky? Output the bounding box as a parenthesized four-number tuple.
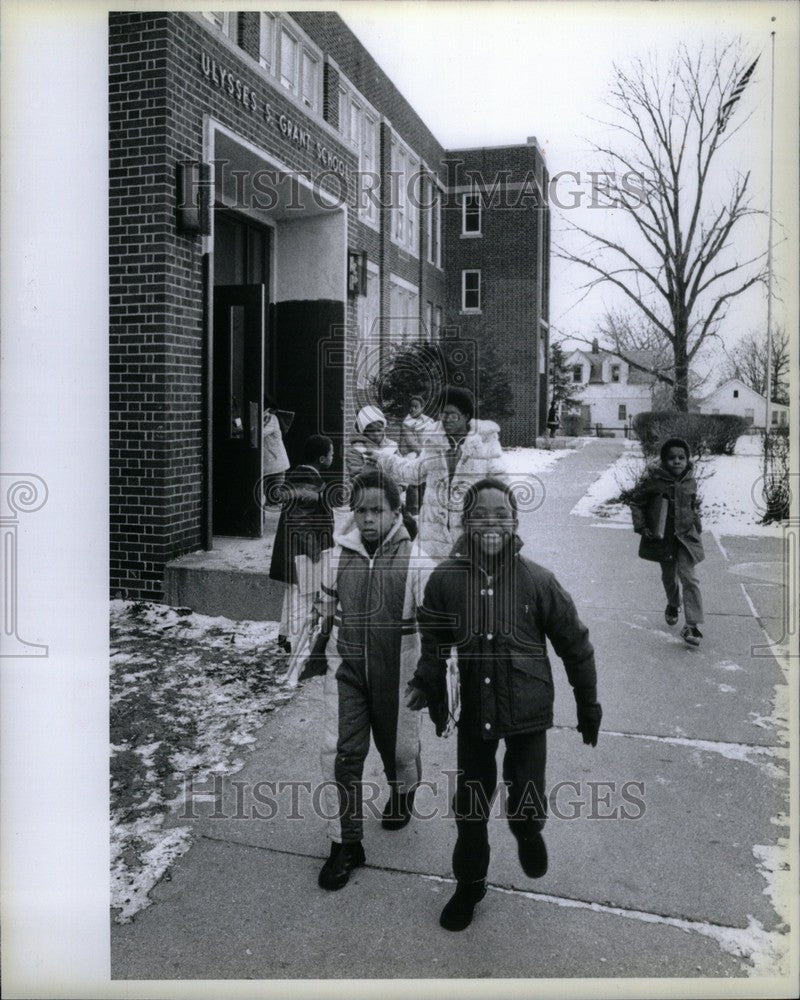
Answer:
(333, 0, 798, 361)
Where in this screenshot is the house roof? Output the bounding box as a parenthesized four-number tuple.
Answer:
(565, 347, 660, 385)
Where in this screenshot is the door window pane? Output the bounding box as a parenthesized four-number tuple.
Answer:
(214, 216, 245, 285)
(230, 306, 245, 439)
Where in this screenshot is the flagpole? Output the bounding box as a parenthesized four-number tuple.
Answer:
(764, 29, 775, 437)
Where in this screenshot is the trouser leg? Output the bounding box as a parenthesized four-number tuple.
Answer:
(503, 731, 548, 841)
(452, 729, 498, 883)
(332, 661, 372, 843)
(659, 559, 680, 608)
(369, 651, 422, 795)
(676, 546, 704, 624)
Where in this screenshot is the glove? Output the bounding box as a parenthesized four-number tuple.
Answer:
(298, 653, 328, 682)
(576, 702, 602, 747)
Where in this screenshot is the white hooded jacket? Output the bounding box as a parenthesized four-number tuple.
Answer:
(376, 418, 506, 562)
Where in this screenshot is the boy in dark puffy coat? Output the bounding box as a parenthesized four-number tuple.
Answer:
(629, 437, 705, 646)
(405, 477, 602, 931)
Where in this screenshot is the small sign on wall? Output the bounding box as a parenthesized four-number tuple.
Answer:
(176, 161, 212, 236)
(348, 249, 367, 298)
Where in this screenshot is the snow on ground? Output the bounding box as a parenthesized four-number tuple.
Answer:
(570, 434, 783, 538)
(503, 445, 574, 476)
(110, 600, 293, 922)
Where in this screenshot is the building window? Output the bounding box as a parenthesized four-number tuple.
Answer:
(572, 365, 583, 383)
(356, 263, 381, 388)
(618, 404, 627, 421)
(259, 12, 275, 71)
(426, 179, 442, 267)
(434, 306, 442, 340)
(733, 388, 739, 399)
(461, 270, 481, 312)
(252, 17, 322, 112)
(780, 411, 787, 426)
(744, 408, 754, 424)
(339, 80, 380, 226)
(712, 408, 720, 414)
(462, 194, 482, 236)
(771, 410, 778, 426)
(391, 137, 420, 255)
(203, 10, 237, 41)
(389, 276, 420, 342)
(611, 364, 621, 383)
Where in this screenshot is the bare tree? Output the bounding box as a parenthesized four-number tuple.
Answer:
(556, 43, 766, 410)
(719, 326, 790, 404)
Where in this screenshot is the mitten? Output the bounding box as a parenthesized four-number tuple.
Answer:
(576, 702, 602, 747)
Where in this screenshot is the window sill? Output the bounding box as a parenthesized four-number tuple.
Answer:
(460, 232, 482, 239)
(460, 308, 482, 316)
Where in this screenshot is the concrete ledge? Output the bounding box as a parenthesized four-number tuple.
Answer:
(164, 563, 283, 621)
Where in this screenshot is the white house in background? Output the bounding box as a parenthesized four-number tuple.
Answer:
(695, 378, 789, 429)
(563, 342, 659, 435)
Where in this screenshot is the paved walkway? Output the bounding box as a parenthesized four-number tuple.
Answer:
(111, 440, 791, 983)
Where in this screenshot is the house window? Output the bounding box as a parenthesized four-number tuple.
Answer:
(425, 301, 433, 341)
(462, 270, 481, 312)
(771, 410, 778, 426)
(389, 275, 420, 342)
(744, 408, 754, 424)
(390, 138, 420, 254)
(339, 81, 380, 225)
(259, 12, 275, 71)
(203, 10, 237, 41)
(433, 306, 442, 340)
(611, 364, 621, 383)
(733, 388, 739, 399)
(462, 194, 482, 236)
(618, 404, 627, 421)
(572, 365, 583, 383)
(780, 411, 788, 426)
(712, 408, 720, 414)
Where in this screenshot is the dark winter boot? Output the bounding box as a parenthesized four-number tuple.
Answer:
(516, 830, 548, 878)
(439, 880, 487, 931)
(381, 788, 416, 831)
(664, 604, 680, 626)
(318, 840, 366, 891)
(681, 624, 703, 647)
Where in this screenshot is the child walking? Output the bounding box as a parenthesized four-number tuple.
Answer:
(269, 434, 335, 652)
(406, 477, 602, 931)
(629, 436, 705, 646)
(304, 469, 434, 890)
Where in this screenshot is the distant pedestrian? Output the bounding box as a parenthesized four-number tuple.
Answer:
(398, 395, 435, 516)
(629, 437, 705, 645)
(269, 434, 335, 652)
(406, 477, 602, 931)
(546, 401, 560, 438)
(302, 469, 434, 890)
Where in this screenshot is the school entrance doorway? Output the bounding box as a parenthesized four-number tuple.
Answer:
(212, 213, 270, 537)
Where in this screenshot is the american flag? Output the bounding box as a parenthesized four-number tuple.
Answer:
(717, 57, 760, 135)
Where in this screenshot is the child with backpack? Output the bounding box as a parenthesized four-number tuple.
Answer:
(629, 436, 705, 646)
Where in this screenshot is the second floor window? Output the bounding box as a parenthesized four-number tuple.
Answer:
(391, 139, 420, 255)
(618, 404, 627, 421)
(462, 194, 482, 236)
(572, 365, 583, 383)
(339, 84, 380, 226)
(462, 270, 481, 312)
(611, 364, 621, 382)
(257, 15, 321, 112)
(203, 11, 237, 41)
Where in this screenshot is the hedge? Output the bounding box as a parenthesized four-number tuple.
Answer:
(632, 411, 750, 457)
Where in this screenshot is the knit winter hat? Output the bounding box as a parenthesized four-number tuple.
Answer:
(659, 437, 691, 464)
(355, 405, 387, 434)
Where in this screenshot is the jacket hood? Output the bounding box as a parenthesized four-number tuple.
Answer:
(427, 417, 501, 453)
(648, 460, 694, 482)
(333, 514, 409, 558)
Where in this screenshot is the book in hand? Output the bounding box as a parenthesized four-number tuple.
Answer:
(651, 497, 669, 540)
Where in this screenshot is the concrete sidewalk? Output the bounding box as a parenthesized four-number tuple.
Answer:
(111, 440, 792, 983)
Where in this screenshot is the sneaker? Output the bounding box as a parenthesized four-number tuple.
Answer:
(516, 830, 549, 879)
(318, 841, 365, 891)
(439, 880, 487, 931)
(681, 625, 703, 647)
(664, 605, 680, 626)
(381, 788, 416, 831)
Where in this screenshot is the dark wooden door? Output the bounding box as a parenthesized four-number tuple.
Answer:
(212, 285, 265, 536)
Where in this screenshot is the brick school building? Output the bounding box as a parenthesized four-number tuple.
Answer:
(109, 10, 551, 600)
